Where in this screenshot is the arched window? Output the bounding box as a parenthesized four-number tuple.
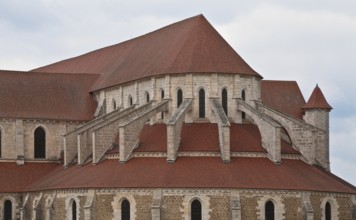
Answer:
(199, 88, 205, 118)
(161, 90, 165, 119)
(191, 200, 202, 220)
(121, 199, 130, 220)
(72, 200, 77, 220)
(325, 202, 331, 220)
(265, 201, 274, 220)
(177, 89, 183, 107)
(34, 127, 46, 159)
(241, 90, 246, 119)
(112, 99, 117, 110)
(128, 96, 133, 107)
(4, 200, 12, 220)
(146, 92, 150, 103)
(222, 88, 228, 115)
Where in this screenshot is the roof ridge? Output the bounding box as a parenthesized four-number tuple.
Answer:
(31, 15, 261, 90)
(31, 15, 205, 74)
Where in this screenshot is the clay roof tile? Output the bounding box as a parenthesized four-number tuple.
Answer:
(31, 15, 261, 91)
(261, 80, 306, 119)
(0, 70, 99, 121)
(302, 84, 332, 110)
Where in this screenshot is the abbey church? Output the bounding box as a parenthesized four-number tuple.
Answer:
(0, 15, 355, 220)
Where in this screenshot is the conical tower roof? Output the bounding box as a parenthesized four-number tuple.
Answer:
(302, 85, 332, 110)
(32, 15, 261, 91)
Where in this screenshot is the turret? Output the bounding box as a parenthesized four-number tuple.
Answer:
(302, 84, 332, 131)
(302, 84, 332, 170)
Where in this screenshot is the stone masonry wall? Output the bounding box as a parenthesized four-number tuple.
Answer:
(1, 119, 79, 161)
(283, 197, 302, 220)
(310, 194, 324, 220)
(258, 103, 329, 168)
(209, 195, 231, 220)
(162, 196, 184, 220)
(210, 99, 230, 162)
(134, 195, 152, 220)
(53, 197, 66, 220)
(119, 101, 167, 162)
(2, 189, 355, 220)
(95, 194, 114, 220)
(337, 195, 353, 220)
(167, 99, 192, 161)
(23, 121, 64, 160)
(0, 193, 21, 220)
(240, 195, 259, 219)
(237, 100, 281, 163)
(0, 119, 17, 159)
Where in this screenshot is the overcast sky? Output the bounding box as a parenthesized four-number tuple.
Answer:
(1, 0, 355, 185)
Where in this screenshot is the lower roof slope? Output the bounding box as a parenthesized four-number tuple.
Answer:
(0, 162, 59, 193)
(112, 123, 298, 154)
(4, 157, 351, 194)
(0, 70, 99, 121)
(2, 123, 352, 194)
(261, 80, 306, 119)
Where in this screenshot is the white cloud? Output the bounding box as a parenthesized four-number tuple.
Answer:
(330, 115, 356, 185)
(218, 5, 356, 98)
(217, 5, 356, 185)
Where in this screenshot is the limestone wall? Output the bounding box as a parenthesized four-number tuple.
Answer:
(0, 119, 17, 159)
(209, 195, 231, 220)
(102, 73, 261, 124)
(1, 189, 355, 220)
(162, 196, 184, 220)
(0, 119, 80, 161)
(95, 194, 114, 220)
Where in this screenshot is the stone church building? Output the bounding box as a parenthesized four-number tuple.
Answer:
(0, 15, 355, 220)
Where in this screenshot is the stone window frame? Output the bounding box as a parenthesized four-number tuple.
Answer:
(112, 98, 117, 111)
(0, 196, 16, 220)
(264, 200, 275, 220)
(65, 196, 80, 220)
(160, 88, 165, 119)
(257, 195, 284, 220)
(32, 124, 49, 159)
(127, 95, 133, 107)
(144, 91, 150, 103)
(198, 87, 206, 119)
(321, 196, 339, 220)
(182, 195, 210, 220)
(176, 87, 183, 108)
(241, 89, 246, 119)
(160, 88, 165, 100)
(221, 87, 228, 116)
(112, 194, 136, 220)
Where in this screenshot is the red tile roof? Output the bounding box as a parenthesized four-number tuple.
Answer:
(0, 162, 59, 193)
(261, 80, 306, 119)
(113, 123, 302, 155)
(303, 85, 332, 110)
(230, 123, 265, 153)
(135, 124, 167, 152)
(0, 70, 99, 121)
(32, 15, 261, 91)
(20, 157, 355, 193)
(180, 123, 219, 151)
